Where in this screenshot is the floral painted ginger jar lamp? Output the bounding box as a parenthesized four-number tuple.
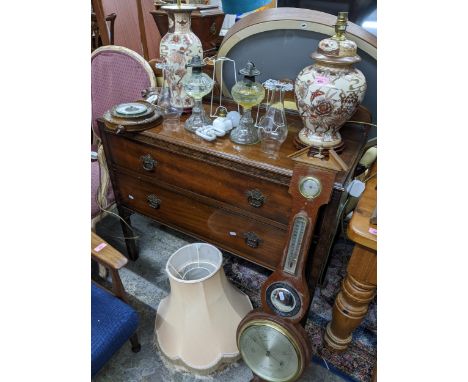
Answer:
(160, 0, 203, 112)
(294, 12, 367, 152)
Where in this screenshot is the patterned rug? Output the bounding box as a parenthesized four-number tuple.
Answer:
(223, 237, 377, 382)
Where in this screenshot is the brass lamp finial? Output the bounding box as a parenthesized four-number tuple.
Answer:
(217, 107, 227, 118)
(333, 12, 348, 41)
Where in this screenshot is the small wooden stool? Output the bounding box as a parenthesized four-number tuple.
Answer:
(324, 165, 377, 356)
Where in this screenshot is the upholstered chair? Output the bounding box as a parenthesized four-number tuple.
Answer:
(91, 232, 141, 377)
(91, 46, 156, 227)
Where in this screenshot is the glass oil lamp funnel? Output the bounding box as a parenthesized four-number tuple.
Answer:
(230, 61, 265, 145)
(157, 65, 183, 130)
(258, 80, 290, 159)
(182, 55, 214, 133)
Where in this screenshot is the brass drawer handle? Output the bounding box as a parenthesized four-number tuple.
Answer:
(246, 189, 266, 208)
(243, 232, 262, 248)
(147, 194, 161, 209)
(140, 154, 158, 171)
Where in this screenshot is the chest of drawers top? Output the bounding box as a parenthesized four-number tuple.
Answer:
(104, 106, 368, 191)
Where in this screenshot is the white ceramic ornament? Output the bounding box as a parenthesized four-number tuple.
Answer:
(226, 111, 241, 128)
(195, 126, 217, 141)
(213, 117, 233, 132)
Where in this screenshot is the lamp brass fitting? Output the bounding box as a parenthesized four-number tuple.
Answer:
(217, 108, 227, 118)
(333, 12, 348, 41)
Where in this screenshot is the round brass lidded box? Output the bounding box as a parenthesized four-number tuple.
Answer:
(103, 100, 162, 133)
(294, 12, 367, 151)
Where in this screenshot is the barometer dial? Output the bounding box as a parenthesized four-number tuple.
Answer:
(266, 282, 301, 317)
(270, 287, 296, 313)
(238, 321, 302, 382)
(298, 176, 322, 199)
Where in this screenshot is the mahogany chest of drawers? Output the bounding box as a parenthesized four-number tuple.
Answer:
(98, 106, 369, 290)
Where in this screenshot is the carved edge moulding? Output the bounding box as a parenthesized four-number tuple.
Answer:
(137, 130, 293, 186)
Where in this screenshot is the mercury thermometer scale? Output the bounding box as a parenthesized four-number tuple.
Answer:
(283, 215, 308, 275)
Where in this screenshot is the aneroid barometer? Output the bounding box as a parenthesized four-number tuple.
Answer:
(237, 311, 311, 382)
(238, 154, 344, 382)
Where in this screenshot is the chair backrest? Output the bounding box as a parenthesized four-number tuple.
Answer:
(91, 45, 156, 137)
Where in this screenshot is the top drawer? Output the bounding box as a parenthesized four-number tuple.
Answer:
(106, 134, 292, 225)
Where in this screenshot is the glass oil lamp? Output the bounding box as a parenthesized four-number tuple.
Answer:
(181, 55, 214, 133)
(230, 61, 265, 145)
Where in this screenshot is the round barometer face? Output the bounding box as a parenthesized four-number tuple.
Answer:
(298, 177, 322, 199)
(266, 282, 301, 317)
(271, 287, 296, 313)
(238, 321, 301, 382)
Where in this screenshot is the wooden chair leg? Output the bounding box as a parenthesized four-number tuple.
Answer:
(130, 333, 141, 353)
(91, 259, 100, 280)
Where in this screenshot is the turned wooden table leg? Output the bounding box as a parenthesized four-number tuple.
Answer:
(324, 244, 376, 351)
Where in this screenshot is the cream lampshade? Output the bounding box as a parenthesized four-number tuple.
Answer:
(155, 243, 253, 373)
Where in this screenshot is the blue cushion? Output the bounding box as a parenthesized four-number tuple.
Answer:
(91, 283, 139, 377)
(221, 0, 271, 15)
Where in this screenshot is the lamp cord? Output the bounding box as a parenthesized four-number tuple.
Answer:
(347, 120, 377, 128)
(95, 142, 140, 240)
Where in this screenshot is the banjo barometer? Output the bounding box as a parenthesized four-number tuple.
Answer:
(238, 150, 346, 382)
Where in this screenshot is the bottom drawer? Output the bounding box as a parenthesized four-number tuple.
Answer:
(115, 173, 286, 270)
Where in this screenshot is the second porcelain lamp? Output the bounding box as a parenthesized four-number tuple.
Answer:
(294, 12, 367, 150)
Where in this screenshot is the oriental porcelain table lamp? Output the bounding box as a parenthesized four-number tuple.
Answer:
(294, 12, 367, 152)
(160, 1, 203, 111)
